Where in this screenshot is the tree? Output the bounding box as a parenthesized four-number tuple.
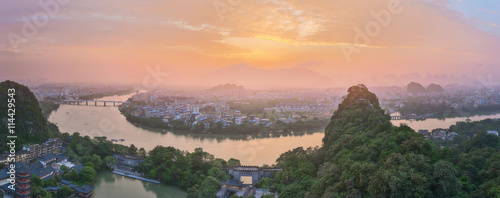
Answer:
(31, 175, 43, 187)
(128, 144, 138, 155)
(60, 165, 69, 173)
(57, 186, 74, 198)
(80, 166, 97, 184)
(433, 161, 462, 197)
(227, 158, 240, 167)
(207, 167, 229, 181)
(91, 154, 103, 170)
(32, 186, 51, 198)
(104, 156, 116, 168)
(43, 179, 56, 187)
(198, 176, 220, 198)
(138, 147, 147, 157)
(66, 169, 78, 181)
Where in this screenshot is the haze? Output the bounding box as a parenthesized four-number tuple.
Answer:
(1, 0, 499, 88)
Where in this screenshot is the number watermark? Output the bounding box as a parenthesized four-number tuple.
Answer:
(6, 88, 17, 190)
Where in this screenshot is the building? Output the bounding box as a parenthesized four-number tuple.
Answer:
(260, 119, 270, 126)
(16, 163, 32, 198)
(37, 153, 57, 167)
(51, 179, 94, 197)
(74, 185, 95, 197)
(418, 130, 432, 139)
(487, 130, 499, 136)
(21, 138, 62, 162)
(113, 154, 145, 171)
(234, 110, 242, 117)
(447, 132, 459, 140)
(432, 130, 447, 140)
(71, 163, 84, 174)
(15, 150, 30, 163)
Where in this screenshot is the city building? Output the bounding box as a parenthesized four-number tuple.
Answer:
(487, 130, 499, 136)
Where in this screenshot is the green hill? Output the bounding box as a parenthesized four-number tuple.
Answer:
(261, 84, 500, 198)
(0, 80, 58, 152)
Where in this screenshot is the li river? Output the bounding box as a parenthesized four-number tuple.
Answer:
(48, 93, 500, 197)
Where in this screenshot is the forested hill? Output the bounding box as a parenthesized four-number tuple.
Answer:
(0, 80, 58, 152)
(262, 84, 500, 198)
(323, 84, 390, 147)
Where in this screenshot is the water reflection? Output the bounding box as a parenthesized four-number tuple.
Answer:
(92, 172, 186, 198)
(49, 102, 325, 165)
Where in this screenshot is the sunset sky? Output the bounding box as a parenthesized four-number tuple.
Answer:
(1, 0, 499, 87)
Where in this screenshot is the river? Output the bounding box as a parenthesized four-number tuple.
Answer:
(49, 93, 500, 166)
(48, 93, 500, 197)
(91, 171, 186, 198)
(48, 93, 324, 166)
(391, 114, 500, 130)
(49, 93, 500, 165)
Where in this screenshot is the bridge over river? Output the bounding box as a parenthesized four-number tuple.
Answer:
(63, 99, 127, 106)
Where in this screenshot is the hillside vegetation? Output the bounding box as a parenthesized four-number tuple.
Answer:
(0, 81, 59, 152)
(257, 84, 500, 198)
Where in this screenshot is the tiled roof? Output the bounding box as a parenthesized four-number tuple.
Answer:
(44, 186, 62, 191)
(74, 185, 94, 194)
(0, 169, 9, 179)
(60, 179, 71, 185)
(41, 153, 57, 161)
(72, 163, 84, 174)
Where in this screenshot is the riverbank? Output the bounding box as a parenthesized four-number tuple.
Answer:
(397, 104, 500, 120)
(122, 110, 329, 135)
(39, 100, 61, 118)
(78, 88, 135, 100)
(392, 112, 500, 131)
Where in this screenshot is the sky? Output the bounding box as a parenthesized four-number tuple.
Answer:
(0, 0, 499, 88)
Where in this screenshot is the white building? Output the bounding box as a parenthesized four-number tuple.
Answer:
(487, 130, 499, 136)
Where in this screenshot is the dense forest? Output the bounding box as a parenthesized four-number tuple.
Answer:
(133, 146, 242, 197)
(253, 85, 500, 197)
(4, 80, 500, 197)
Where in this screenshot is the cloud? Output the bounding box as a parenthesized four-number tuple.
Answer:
(477, 8, 498, 14)
(0, 0, 499, 85)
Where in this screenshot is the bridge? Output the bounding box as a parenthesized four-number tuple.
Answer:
(225, 166, 282, 185)
(63, 99, 127, 107)
(391, 116, 405, 120)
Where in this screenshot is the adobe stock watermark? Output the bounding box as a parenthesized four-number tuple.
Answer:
(213, 0, 244, 21)
(7, 0, 71, 53)
(142, 65, 170, 91)
(341, 0, 404, 63)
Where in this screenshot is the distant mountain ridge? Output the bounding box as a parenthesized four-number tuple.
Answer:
(207, 84, 245, 91)
(407, 82, 445, 94)
(201, 64, 334, 88)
